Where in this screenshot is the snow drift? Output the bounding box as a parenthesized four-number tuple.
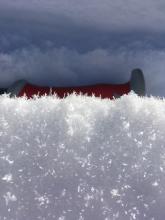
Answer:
(0, 93, 165, 220)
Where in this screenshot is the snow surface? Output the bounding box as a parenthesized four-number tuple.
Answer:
(0, 93, 165, 220)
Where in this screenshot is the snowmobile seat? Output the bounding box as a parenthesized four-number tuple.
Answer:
(5, 68, 146, 99)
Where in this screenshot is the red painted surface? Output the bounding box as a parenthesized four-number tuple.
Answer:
(18, 82, 131, 99)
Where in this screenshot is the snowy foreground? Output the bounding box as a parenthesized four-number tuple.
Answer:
(0, 93, 165, 220)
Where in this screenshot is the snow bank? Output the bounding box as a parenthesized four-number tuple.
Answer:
(0, 93, 165, 220)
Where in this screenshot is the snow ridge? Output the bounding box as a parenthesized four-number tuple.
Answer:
(0, 93, 165, 220)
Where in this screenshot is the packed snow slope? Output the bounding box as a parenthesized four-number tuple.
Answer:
(0, 93, 165, 220)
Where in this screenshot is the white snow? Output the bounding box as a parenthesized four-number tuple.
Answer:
(0, 93, 165, 220)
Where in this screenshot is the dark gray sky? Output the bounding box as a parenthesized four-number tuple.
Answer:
(0, 0, 165, 96)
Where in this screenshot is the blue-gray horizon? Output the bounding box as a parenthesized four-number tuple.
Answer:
(0, 0, 165, 96)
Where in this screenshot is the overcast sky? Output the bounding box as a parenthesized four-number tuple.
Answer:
(0, 0, 165, 96)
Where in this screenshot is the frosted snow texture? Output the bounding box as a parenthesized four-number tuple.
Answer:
(0, 93, 165, 220)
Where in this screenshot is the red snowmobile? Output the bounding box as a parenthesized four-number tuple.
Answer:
(1, 68, 145, 99)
